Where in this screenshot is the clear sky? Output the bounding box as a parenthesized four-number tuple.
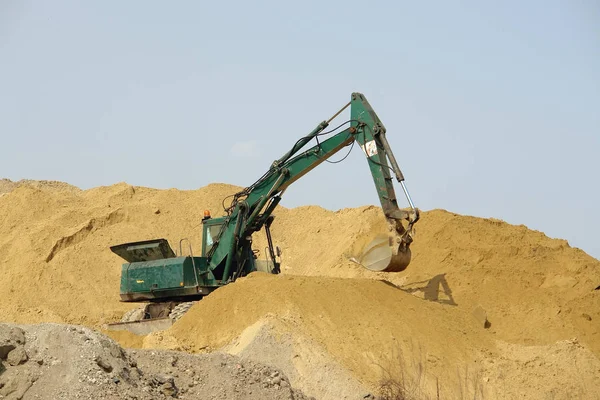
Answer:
(1, 1, 599, 258)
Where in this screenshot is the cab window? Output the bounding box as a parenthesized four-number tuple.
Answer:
(204, 223, 223, 254)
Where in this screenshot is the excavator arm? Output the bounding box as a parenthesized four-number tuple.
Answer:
(207, 93, 419, 280)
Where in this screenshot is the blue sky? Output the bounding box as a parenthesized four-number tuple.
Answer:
(1, 1, 599, 258)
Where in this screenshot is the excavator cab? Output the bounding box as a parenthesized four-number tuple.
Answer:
(201, 213, 281, 275)
(201, 216, 226, 257)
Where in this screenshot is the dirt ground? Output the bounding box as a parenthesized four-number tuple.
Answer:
(0, 179, 598, 399)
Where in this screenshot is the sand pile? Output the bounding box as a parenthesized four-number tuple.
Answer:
(158, 273, 496, 397)
(151, 273, 599, 399)
(0, 178, 80, 195)
(0, 182, 239, 325)
(0, 180, 599, 399)
(269, 206, 600, 353)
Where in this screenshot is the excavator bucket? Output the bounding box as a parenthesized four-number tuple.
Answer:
(348, 211, 416, 273)
(357, 234, 412, 272)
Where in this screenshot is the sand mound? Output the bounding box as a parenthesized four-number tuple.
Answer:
(0, 180, 598, 399)
(162, 273, 494, 393)
(156, 273, 600, 399)
(0, 182, 240, 325)
(263, 205, 600, 354)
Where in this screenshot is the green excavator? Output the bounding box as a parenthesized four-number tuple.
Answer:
(107, 93, 420, 334)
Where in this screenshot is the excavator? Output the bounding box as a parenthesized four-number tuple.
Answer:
(107, 93, 420, 334)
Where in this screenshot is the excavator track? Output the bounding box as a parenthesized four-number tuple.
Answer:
(168, 302, 196, 322)
(107, 301, 198, 335)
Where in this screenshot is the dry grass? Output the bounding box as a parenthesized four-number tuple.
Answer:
(374, 344, 486, 400)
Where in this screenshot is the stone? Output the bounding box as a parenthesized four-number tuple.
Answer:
(160, 381, 178, 397)
(95, 356, 113, 373)
(153, 374, 173, 385)
(7, 346, 28, 366)
(582, 313, 592, 321)
(0, 325, 25, 360)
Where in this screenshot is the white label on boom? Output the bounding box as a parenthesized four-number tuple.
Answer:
(361, 140, 378, 157)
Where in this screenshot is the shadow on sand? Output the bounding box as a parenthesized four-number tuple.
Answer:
(381, 273, 458, 306)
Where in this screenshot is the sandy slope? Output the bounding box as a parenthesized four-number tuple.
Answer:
(0, 180, 598, 399)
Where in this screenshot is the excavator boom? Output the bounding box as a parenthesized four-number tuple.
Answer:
(208, 92, 419, 276)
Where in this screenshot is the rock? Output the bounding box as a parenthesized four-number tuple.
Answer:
(160, 381, 178, 397)
(582, 313, 592, 321)
(11, 379, 33, 400)
(109, 345, 125, 359)
(151, 373, 179, 396)
(7, 346, 28, 366)
(0, 376, 19, 396)
(272, 376, 282, 385)
(119, 367, 131, 382)
(153, 374, 173, 385)
(95, 356, 113, 373)
(0, 325, 25, 360)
